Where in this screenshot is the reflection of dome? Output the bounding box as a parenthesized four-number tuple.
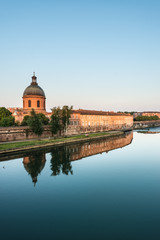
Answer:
(23, 73, 45, 97)
(23, 153, 46, 185)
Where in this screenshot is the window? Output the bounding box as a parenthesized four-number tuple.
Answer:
(28, 100, 31, 107)
(23, 101, 25, 108)
(37, 100, 40, 107)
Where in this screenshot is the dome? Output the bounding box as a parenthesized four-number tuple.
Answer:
(23, 85, 45, 97)
(23, 73, 45, 97)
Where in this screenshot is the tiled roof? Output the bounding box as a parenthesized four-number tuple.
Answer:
(72, 109, 131, 116)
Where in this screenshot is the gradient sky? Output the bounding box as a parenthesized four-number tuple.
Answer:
(0, 0, 160, 112)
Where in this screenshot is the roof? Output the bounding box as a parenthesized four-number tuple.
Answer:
(23, 74, 45, 97)
(23, 84, 45, 97)
(72, 109, 131, 116)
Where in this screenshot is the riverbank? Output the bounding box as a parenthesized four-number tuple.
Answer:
(133, 120, 160, 129)
(0, 131, 125, 156)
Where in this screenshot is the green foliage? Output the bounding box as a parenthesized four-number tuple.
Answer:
(0, 107, 12, 121)
(50, 106, 73, 135)
(117, 111, 135, 115)
(135, 115, 159, 121)
(21, 114, 49, 126)
(21, 115, 31, 126)
(37, 113, 49, 125)
(28, 109, 44, 137)
(0, 116, 15, 127)
(15, 121, 20, 126)
(50, 107, 61, 135)
(61, 105, 73, 130)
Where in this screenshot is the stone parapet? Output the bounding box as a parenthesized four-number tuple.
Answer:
(133, 120, 160, 129)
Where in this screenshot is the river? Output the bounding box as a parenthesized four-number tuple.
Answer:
(0, 129, 160, 240)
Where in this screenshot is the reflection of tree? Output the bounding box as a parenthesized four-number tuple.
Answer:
(50, 146, 73, 176)
(23, 152, 46, 185)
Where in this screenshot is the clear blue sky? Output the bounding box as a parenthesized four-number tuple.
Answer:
(0, 0, 160, 112)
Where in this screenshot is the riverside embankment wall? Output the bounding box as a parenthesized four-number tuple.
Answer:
(133, 120, 160, 129)
(0, 116, 133, 142)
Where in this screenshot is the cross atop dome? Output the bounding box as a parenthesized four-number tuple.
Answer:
(31, 72, 37, 85)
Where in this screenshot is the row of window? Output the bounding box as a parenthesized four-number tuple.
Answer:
(70, 121, 79, 125)
(82, 121, 108, 126)
(23, 100, 41, 108)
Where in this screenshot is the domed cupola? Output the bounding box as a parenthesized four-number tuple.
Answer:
(23, 73, 46, 114)
(23, 73, 45, 97)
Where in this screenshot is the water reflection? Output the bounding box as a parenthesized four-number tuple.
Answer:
(1, 132, 133, 184)
(50, 146, 73, 176)
(23, 152, 46, 185)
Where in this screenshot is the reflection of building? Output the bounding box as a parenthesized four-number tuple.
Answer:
(67, 132, 133, 161)
(1, 132, 133, 180)
(50, 132, 133, 176)
(23, 152, 46, 185)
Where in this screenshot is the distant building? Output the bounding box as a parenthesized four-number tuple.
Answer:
(133, 112, 160, 119)
(141, 112, 160, 118)
(7, 73, 133, 129)
(23, 73, 46, 114)
(69, 109, 133, 129)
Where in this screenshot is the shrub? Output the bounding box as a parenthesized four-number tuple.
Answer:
(135, 115, 159, 121)
(0, 116, 15, 127)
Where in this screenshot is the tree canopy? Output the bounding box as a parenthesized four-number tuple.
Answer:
(37, 113, 49, 125)
(0, 107, 12, 121)
(0, 107, 15, 127)
(28, 109, 44, 137)
(21, 113, 49, 126)
(0, 116, 15, 127)
(50, 106, 73, 135)
(134, 115, 159, 121)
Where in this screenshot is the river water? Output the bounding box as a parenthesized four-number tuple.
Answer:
(0, 128, 160, 240)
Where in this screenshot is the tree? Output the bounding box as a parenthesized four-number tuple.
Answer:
(50, 106, 73, 136)
(28, 109, 44, 138)
(0, 116, 15, 127)
(37, 113, 49, 125)
(61, 105, 73, 131)
(50, 107, 61, 135)
(21, 114, 49, 126)
(135, 115, 159, 121)
(0, 107, 12, 121)
(21, 115, 31, 126)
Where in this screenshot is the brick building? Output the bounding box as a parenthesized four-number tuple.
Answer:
(7, 73, 133, 129)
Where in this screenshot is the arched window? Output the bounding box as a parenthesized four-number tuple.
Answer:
(23, 101, 25, 108)
(28, 100, 31, 107)
(37, 100, 40, 107)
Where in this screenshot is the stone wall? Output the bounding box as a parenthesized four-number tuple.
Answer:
(0, 116, 133, 142)
(0, 126, 52, 142)
(133, 120, 160, 129)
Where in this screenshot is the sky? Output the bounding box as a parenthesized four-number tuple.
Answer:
(0, 0, 160, 112)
